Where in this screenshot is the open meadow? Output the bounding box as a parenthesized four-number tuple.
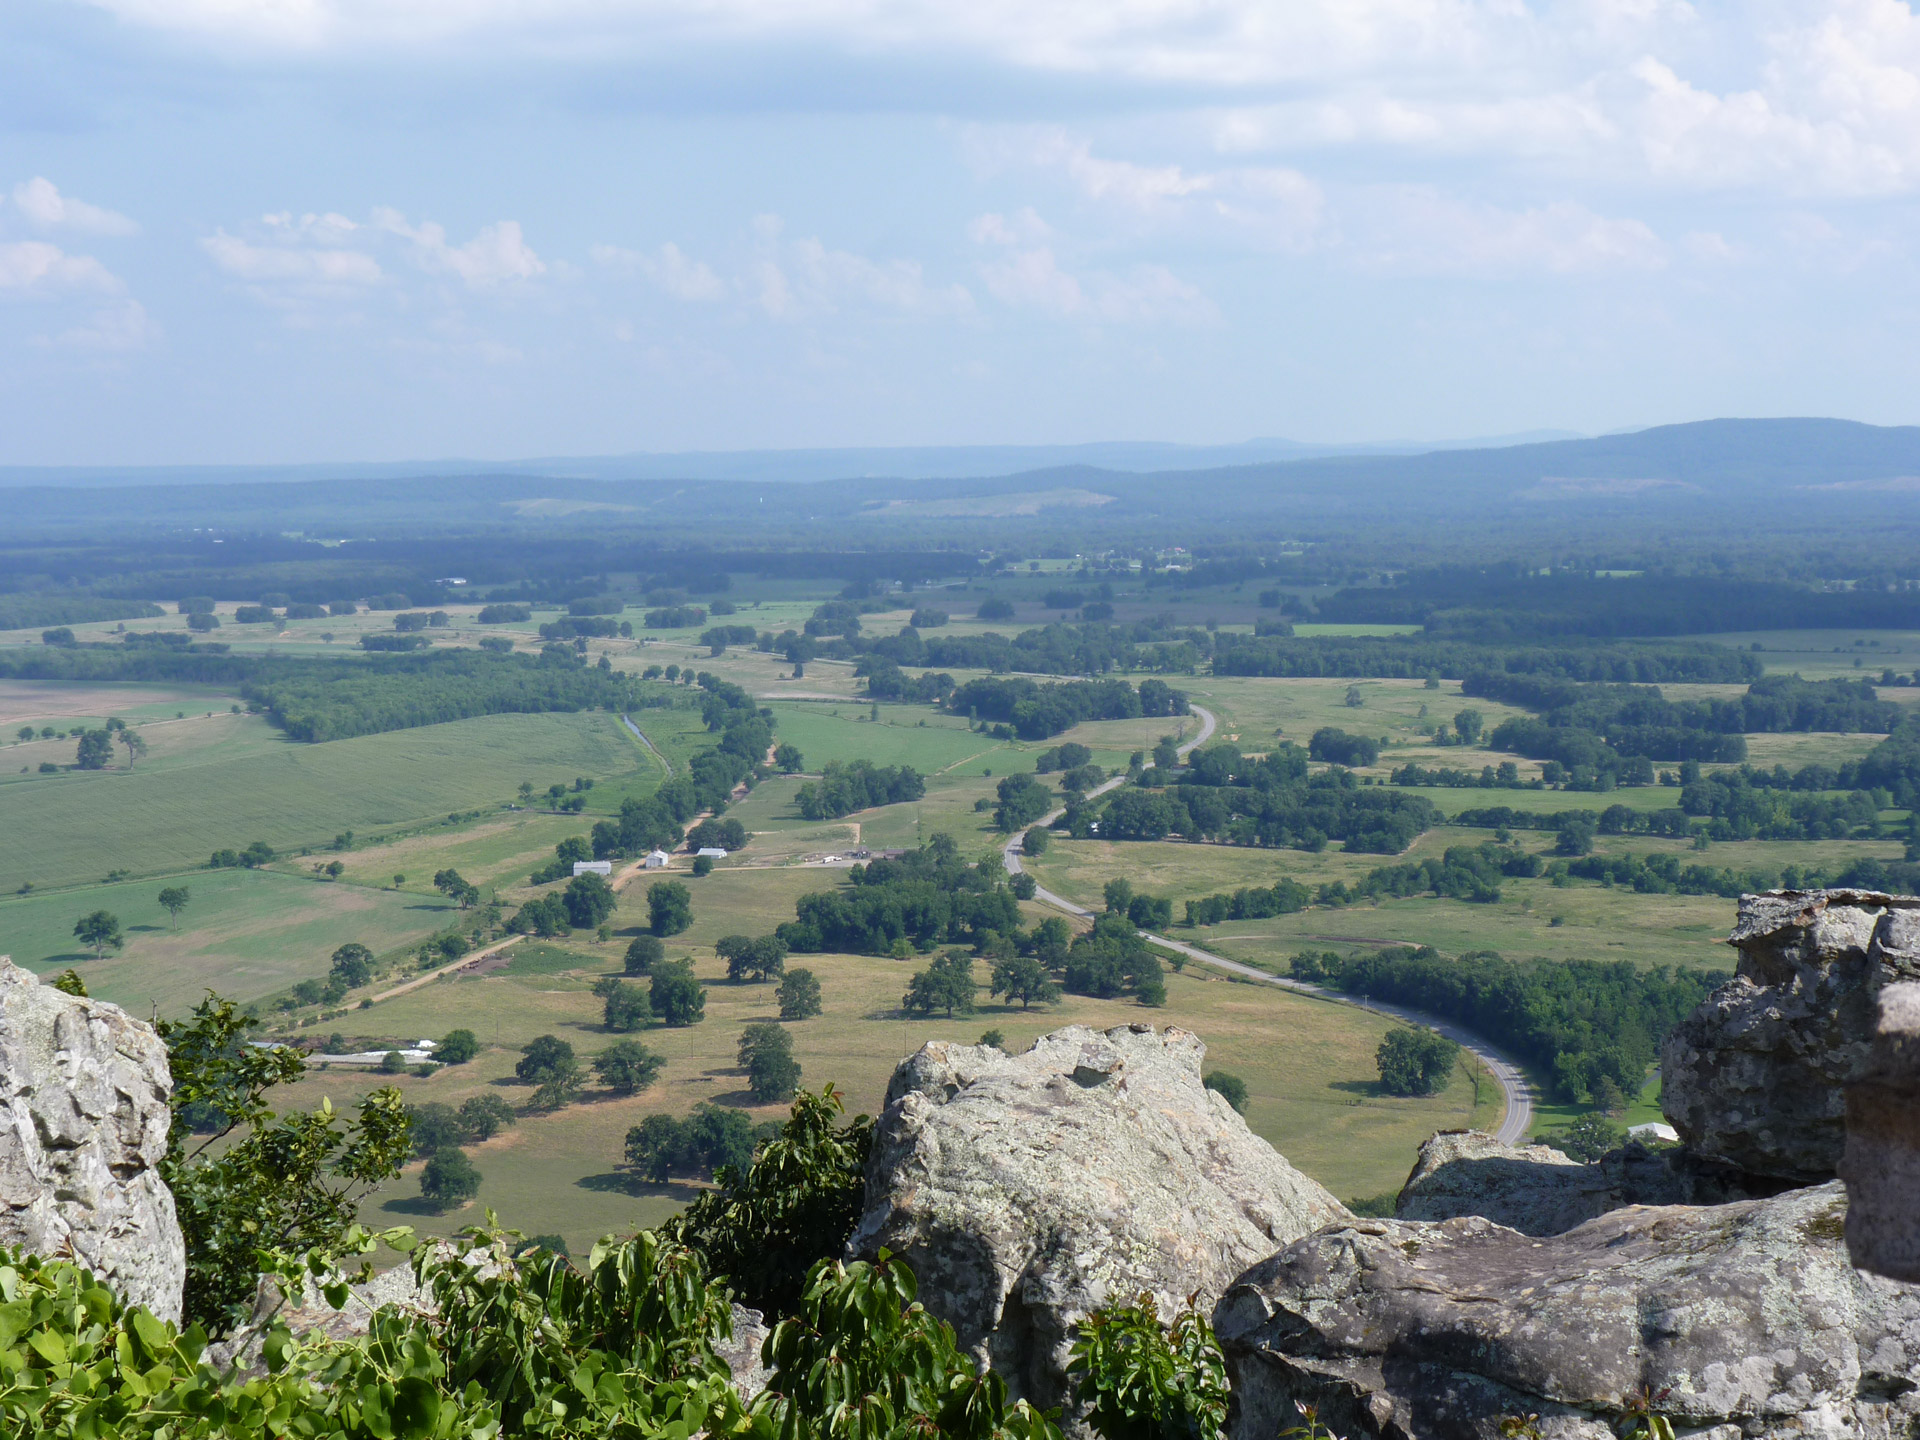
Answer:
(0, 865, 461, 1012)
(269, 918, 1500, 1255)
(0, 707, 667, 891)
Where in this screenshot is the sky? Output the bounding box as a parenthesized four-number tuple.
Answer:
(3, 0, 1920, 465)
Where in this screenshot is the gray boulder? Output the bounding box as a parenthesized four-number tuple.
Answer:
(0, 958, 186, 1320)
(850, 1023, 1347, 1411)
(1662, 889, 1920, 1183)
(1393, 1131, 1612, 1235)
(1216, 1182, 1920, 1440)
(1843, 981, 1920, 1282)
(1395, 1131, 1783, 1237)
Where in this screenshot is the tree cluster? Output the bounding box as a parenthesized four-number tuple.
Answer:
(795, 760, 925, 819)
(1293, 945, 1726, 1103)
(946, 676, 1188, 741)
(1087, 746, 1436, 854)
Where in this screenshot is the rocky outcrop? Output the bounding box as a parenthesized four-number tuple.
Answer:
(0, 958, 185, 1321)
(207, 1263, 434, 1374)
(717, 1305, 772, 1402)
(1393, 1132, 1608, 1235)
(1217, 1182, 1920, 1440)
(1663, 889, 1920, 1183)
(1394, 1131, 1786, 1236)
(1843, 981, 1920, 1282)
(850, 1023, 1347, 1412)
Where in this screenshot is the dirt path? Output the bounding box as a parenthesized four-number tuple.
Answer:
(365, 931, 525, 1005)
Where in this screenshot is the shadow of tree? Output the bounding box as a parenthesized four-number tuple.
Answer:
(1329, 1079, 1388, 1098)
(380, 1194, 449, 1216)
(576, 1171, 705, 1202)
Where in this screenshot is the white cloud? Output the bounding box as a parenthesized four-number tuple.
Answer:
(593, 241, 725, 300)
(45, 300, 154, 352)
(1351, 191, 1667, 274)
(977, 243, 1215, 324)
(372, 210, 546, 286)
(9, 178, 140, 236)
(971, 128, 1325, 249)
(738, 219, 974, 320)
(202, 230, 384, 284)
(0, 240, 123, 296)
(71, 0, 1543, 82)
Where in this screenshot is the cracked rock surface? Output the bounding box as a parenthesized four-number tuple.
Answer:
(1663, 889, 1920, 1183)
(851, 1023, 1347, 1412)
(1216, 1182, 1920, 1440)
(0, 957, 185, 1320)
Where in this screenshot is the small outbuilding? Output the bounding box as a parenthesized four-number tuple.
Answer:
(644, 849, 672, 869)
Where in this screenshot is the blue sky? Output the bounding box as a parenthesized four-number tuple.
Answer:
(3, 0, 1920, 464)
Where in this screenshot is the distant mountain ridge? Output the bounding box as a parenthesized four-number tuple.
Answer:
(5, 417, 1919, 541)
(0, 431, 1584, 489)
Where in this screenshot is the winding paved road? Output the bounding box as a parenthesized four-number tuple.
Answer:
(999, 702, 1535, 1145)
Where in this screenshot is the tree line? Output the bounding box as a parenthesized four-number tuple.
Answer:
(1213, 635, 1762, 683)
(1082, 742, 1436, 854)
(945, 675, 1188, 740)
(1288, 944, 1726, 1105)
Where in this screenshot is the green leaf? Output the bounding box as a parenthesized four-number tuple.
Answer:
(389, 1376, 442, 1440)
(26, 1327, 68, 1366)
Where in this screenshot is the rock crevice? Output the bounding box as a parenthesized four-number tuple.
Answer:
(0, 958, 186, 1321)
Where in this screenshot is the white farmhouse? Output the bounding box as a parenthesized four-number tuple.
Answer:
(644, 849, 672, 868)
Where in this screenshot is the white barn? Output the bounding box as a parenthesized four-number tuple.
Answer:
(696, 847, 729, 859)
(572, 860, 612, 877)
(644, 849, 672, 868)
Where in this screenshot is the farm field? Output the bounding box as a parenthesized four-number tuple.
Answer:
(0, 865, 460, 1013)
(1678, 628, 1920, 681)
(1024, 824, 1899, 972)
(0, 709, 659, 892)
(15, 587, 1912, 1258)
(267, 921, 1499, 1256)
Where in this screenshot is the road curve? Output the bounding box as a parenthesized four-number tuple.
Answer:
(999, 700, 1535, 1146)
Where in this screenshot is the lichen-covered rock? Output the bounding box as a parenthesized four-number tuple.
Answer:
(1393, 1131, 1610, 1235)
(850, 1023, 1347, 1411)
(0, 958, 185, 1320)
(1216, 1182, 1920, 1440)
(1662, 889, 1920, 1183)
(1394, 1131, 1784, 1236)
(1843, 981, 1920, 1282)
(206, 1262, 434, 1375)
(717, 1304, 772, 1402)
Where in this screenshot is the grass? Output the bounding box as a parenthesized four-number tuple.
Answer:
(263, 915, 1500, 1254)
(0, 710, 653, 892)
(0, 866, 460, 1014)
(1021, 822, 1892, 972)
(767, 704, 1011, 774)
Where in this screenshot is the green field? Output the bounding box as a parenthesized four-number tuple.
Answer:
(13, 641, 1893, 1248)
(0, 709, 657, 891)
(0, 866, 460, 1014)
(767, 704, 1011, 774)
(265, 917, 1500, 1254)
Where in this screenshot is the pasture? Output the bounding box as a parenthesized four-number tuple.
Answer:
(0, 709, 657, 892)
(265, 909, 1500, 1255)
(0, 865, 460, 1014)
